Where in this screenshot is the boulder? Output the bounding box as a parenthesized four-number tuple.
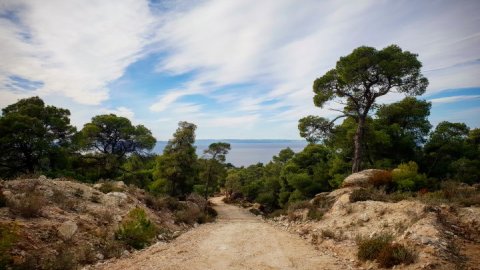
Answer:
(104, 192, 128, 206)
(93, 183, 103, 189)
(341, 169, 387, 188)
(114, 181, 126, 189)
(57, 221, 78, 240)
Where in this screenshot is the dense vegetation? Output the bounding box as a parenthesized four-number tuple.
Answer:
(0, 45, 478, 211)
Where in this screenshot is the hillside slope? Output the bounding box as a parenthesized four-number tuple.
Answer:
(0, 177, 208, 269)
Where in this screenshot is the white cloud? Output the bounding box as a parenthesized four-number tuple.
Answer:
(0, 0, 157, 105)
(429, 95, 480, 104)
(101, 106, 135, 120)
(151, 0, 480, 132)
(2, 0, 479, 140)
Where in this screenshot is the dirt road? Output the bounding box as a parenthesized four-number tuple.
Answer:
(91, 197, 350, 270)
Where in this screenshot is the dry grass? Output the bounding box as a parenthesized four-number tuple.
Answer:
(370, 170, 393, 188)
(8, 193, 45, 218)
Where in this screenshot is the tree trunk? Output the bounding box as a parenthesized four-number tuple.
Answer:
(352, 117, 365, 173)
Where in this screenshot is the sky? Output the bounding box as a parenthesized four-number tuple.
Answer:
(0, 0, 479, 140)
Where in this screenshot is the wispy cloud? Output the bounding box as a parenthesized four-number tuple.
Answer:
(101, 106, 135, 120)
(150, 0, 480, 129)
(0, 0, 157, 105)
(429, 95, 480, 104)
(1, 0, 479, 139)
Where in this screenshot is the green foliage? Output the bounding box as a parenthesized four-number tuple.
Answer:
(376, 243, 417, 268)
(420, 181, 480, 207)
(298, 115, 332, 144)
(392, 161, 426, 191)
(356, 233, 394, 261)
(154, 122, 198, 197)
(200, 142, 230, 200)
(0, 222, 19, 269)
(0, 97, 76, 177)
(98, 181, 124, 194)
(115, 207, 157, 249)
(349, 188, 385, 203)
(357, 233, 416, 267)
(79, 114, 156, 179)
(451, 158, 480, 185)
(424, 121, 470, 179)
(272, 147, 295, 163)
(311, 45, 428, 172)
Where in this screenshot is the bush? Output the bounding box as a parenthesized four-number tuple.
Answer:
(377, 243, 417, 268)
(356, 233, 416, 268)
(0, 222, 19, 268)
(98, 181, 123, 194)
(158, 196, 181, 211)
(174, 206, 201, 225)
(349, 188, 386, 203)
(392, 162, 427, 192)
(421, 181, 480, 207)
(321, 229, 336, 239)
(9, 193, 45, 218)
(356, 233, 393, 261)
(307, 208, 324, 221)
(115, 208, 157, 249)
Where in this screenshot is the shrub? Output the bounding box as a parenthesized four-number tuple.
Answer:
(0, 222, 19, 268)
(421, 181, 480, 207)
(376, 243, 417, 268)
(356, 233, 415, 268)
(370, 170, 393, 188)
(307, 208, 324, 221)
(321, 229, 336, 239)
(115, 208, 157, 249)
(9, 193, 45, 218)
(349, 188, 386, 203)
(392, 162, 427, 192)
(174, 206, 201, 225)
(98, 181, 124, 194)
(356, 233, 393, 261)
(266, 209, 287, 219)
(157, 196, 181, 211)
(198, 206, 217, 224)
(288, 200, 311, 211)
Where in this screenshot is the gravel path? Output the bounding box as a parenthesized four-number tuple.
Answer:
(90, 197, 349, 270)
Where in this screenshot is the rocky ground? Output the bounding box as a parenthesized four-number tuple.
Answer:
(87, 197, 352, 270)
(0, 177, 206, 269)
(265, 187, 480, 270)
(1, 173, 479, 270)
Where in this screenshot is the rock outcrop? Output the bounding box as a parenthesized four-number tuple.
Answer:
(341, 169, 387, 188)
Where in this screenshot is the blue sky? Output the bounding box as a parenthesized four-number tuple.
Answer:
(0, 0, 479, 140)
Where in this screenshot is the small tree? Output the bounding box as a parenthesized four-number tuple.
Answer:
(79, 114, 156, 177)
(201, 142, 231, 202)
(0, 97, 76, 176)
(302, 45, 428, 172)
(153, 121, 198, 197)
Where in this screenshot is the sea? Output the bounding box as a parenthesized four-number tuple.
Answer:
(153, 139, 307, 167)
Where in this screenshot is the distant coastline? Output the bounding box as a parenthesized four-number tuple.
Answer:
(152, 139, 307, 167)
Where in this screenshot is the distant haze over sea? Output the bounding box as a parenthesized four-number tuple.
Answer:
(153, 139, 308, 167)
